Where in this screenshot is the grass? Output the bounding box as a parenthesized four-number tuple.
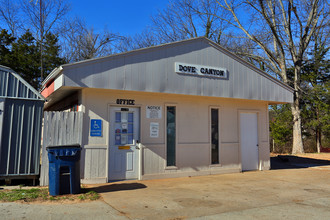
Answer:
(0, 187, 100, 202)
(0, 188, 48, 202)
(78, 191, 99, 200)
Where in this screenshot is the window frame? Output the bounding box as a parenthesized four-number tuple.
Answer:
(165, 104, 178, 169)
(209, 106, 221, 166)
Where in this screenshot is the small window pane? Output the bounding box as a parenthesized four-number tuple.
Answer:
(115, 123, 121, 132)
(115, 112, 121, 122)
(115, 134, 121, 145)
(128, 113, 133, 122)
(122, 123, 128, 133)
(127, 135, 133, 144)
(121, 112, 128, 122)
(121, 134, 127, 145)
(128, 124, 133, 133)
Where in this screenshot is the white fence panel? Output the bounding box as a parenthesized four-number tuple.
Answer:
(39, 111, 83, 186)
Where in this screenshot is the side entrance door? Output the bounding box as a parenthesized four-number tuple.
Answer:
(109, 107, 140, 180)
(240, 112, 259, 171)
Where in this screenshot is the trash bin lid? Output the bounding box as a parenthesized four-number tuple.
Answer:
(46, 144, 81, 156)
(49, 148, 80, 156)
(46, 144, 80, 149)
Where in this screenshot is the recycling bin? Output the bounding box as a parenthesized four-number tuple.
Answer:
(47, 144, 81, 196)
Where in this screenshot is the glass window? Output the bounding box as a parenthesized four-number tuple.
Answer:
(128, 124, 133, 133)
(166, 106, 176, 166)
(128, 113, 133, 122)
(115, 134, 121, 145)
(114, 111, 134, 145)
(115, 112, 121, 122)
(121, 112, 128, 122)
(211, 109, 219, 164)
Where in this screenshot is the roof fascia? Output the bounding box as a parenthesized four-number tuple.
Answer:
(41, 66, 63, 89)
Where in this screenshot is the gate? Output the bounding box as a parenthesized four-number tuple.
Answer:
(39, 111, 83, 186)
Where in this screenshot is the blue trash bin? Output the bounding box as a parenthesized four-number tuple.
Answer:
(47, 144, 81, 196)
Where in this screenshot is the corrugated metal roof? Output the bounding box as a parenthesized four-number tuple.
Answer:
(0, 65, 44, 178)
(0, 65, 44, 100)
(42, 37, 294, 103)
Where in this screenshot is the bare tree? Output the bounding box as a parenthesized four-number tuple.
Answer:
(213, 0, 329, 154)
(151, 0, 230, 45)
(21, 0, 70, 80)
(116, 28, 159, 52)
(61, 17, 119, 62)
(0, 0, 23, 37)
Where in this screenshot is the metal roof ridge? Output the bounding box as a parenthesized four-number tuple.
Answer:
(42, 36, 293, 93)
(60, 37, 207, 68)
(41, 37, 206, 86)
(0, 65, 45, 100)
(0, 64, 14, 72)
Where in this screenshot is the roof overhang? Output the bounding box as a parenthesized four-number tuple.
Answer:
(41, 37, 294, 105)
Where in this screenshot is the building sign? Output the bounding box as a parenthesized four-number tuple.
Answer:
(90, 119, 102, 137)
(175, 62, 228, 79)
(116, 99, 135, 105)
(150, 122, 159, 138)
(146, 106, 162, 119)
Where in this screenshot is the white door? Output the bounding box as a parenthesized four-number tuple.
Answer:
(109, 107, 140, 180)
(240, 112, 259, 171)
(0, 99, 4, 146)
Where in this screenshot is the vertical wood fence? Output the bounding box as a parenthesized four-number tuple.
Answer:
(39, 111, 83, 186)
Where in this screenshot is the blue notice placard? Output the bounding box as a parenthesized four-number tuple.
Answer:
(90, 119, 102, 137)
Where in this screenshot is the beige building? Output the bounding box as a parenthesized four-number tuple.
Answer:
(41, 37, 293, 183)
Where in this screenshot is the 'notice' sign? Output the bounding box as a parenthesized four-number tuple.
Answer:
(175, 62, 228, 79)
(146, 106, 162, 119)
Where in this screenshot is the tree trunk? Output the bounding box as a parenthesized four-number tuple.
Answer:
(291, 66, 304, 154)
(316, 108, 321, 153)
(40, 0, 44, 82)
(316, 128, 321, 153)
(291, 103, 304, 154)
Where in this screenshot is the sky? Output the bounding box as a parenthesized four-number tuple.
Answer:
(70, 0, 169, 36)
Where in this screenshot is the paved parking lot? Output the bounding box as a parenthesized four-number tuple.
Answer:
(1, 155, 330, 220)
(95, 167, 330, 220)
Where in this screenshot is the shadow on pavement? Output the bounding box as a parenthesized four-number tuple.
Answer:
(271, 155, 330, 170)
(87, 183, 147, 193)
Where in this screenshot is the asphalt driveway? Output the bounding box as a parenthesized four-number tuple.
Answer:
(1, 154, 330, 220)
(93, 167, 330, 220)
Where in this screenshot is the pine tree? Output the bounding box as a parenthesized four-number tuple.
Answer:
(269, 104, 293, 153)
(41, 32, 66, 78)
(0, 29, 15, 66)
(0, 28, 65, 89)
(11, 30, 40, 89)
(301, 39, 330, 152)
